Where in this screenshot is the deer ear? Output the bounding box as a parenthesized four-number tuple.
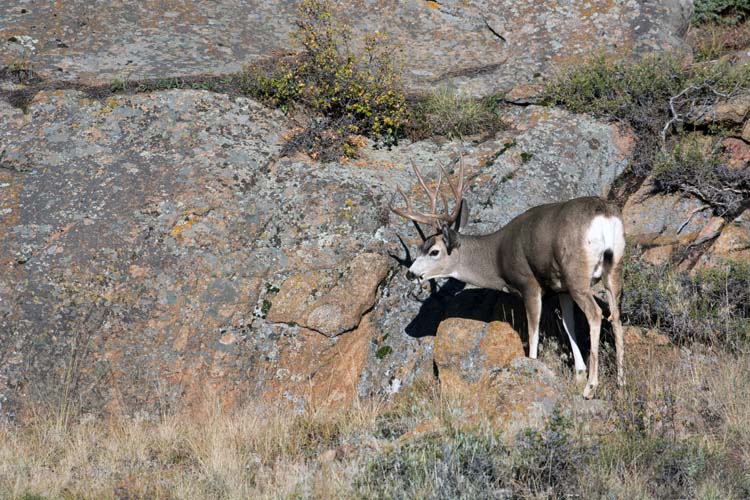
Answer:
(441, 225, 460, 254)
(453, 200, 470, 233)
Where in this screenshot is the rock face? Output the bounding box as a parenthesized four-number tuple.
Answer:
(622, 176, 713, 247)
(1, 1, 692, 97)
(266, 253, 390, 337)
(0, 85, 641, 421)
(467, 107, 634, 233)
(0, 89, 403, 419)
(696, 210, 750, 268)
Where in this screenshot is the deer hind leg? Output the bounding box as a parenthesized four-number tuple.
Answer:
(559, 293, 587, 383)
(604, 259, 625, 388)
(523, 286, 543, 359)
(568, 288, 602, 399)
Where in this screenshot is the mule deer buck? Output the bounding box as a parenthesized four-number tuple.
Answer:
(390, 155, 626, 399)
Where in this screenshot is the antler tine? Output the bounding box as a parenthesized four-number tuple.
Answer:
(429, 168, 443, 215)
(389, 185, 445, 226)
(390, 158, 466, 228)
(409, 159, 433, 200)
(435, 153, 466, 224)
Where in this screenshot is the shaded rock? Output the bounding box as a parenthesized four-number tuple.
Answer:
(0, 88, 402, 420)
(434, 318, 525, 393)
(742, 120, 750, 142)
(623, 177, 712, 246)
(0, 67, 647, 422)
(695, 210, 750, 268)
(1, 1, 691, 97)
(267, 253, 390, 337)
(689, 93, 750, 126)
(693, 216, 727, 246)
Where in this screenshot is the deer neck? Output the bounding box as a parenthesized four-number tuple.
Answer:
(453, 232, 507, 291)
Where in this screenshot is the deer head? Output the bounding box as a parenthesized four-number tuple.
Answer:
(389, 154, 469, 281)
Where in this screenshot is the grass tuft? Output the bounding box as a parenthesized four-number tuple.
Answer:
(406, 88, 506, 140)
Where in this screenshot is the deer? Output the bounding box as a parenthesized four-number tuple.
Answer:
(389, 154, 626, 399)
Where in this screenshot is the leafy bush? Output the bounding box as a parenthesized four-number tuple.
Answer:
(544, 54, 686, 175)
(545, 53, 750, 209)
(653, 134, 750, 217)
(242, 0, 407, 159)
(693, 0, 750, 25)
(622, 256, 750, 350)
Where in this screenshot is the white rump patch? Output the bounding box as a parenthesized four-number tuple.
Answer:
(585, 216, 625, 280)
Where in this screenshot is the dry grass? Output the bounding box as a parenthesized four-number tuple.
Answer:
(0, 400, 384, 500)
(3, 343, 749, 499)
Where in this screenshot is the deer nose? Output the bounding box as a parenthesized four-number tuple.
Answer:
(406, 270, 419, 281)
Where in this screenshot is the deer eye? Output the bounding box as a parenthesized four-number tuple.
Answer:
(429, 249, 440, 257)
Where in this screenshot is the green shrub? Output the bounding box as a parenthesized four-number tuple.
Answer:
(544, 54, 684, 120)
(693, 0, 750, 25)
(511, 411, 585, 498)
(355, 430, 511, 499)
(544, 54, 685, 174)
(242, 0, 407, 159)
(622, 256, 750, 350)
(545, 53, 750, 185)
(653, 134, 750, 217)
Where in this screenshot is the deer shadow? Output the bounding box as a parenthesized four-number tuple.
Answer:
(404, 278, 617, 366)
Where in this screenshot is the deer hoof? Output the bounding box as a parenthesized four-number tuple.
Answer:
(582, 383, 597, 400)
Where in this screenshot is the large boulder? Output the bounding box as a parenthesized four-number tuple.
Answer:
(434, 318, 525, 393)
(1, 1, 692, 98)
(622, 176, 714, 247)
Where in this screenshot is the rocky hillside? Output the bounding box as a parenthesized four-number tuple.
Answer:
(1, 0, 748, 434)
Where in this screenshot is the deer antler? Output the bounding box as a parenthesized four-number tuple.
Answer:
(389, 153, 466, 229)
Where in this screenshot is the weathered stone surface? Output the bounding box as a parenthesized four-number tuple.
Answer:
(0, 70, 642, 421)
(689, 93, 750, 126)
(0, 88, 405, 420)
(721, 137, 750, 170)
(257, 313, 374, 410)
(434, 318, 524, 392)
(623, 177, 713, 246)
(742, 120, 750, 142)
(267, 253, 390, 337)
(479, 358, 564, 436)
(695, 210, 750, 268)
(1, 1, 691, 97)
(464, 106, 635, 233)
(693, 216, 727, 246)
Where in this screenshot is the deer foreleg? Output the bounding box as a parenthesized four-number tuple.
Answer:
(523, 287, 543, 359)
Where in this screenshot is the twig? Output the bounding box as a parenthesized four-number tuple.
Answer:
(676, 204, 710, 235)
(662, 85, 698, 143)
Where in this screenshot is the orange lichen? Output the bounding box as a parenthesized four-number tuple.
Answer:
(170, 214, 201, 240)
